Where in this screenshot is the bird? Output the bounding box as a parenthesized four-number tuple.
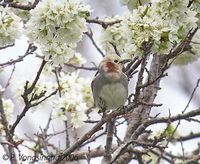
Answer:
(91, 54, 128, 113)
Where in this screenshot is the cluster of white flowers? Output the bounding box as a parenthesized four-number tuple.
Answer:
(174, 29, 200, 65)
(67, 53, 87, 66)
(25, 0, 90, 66)
(12, 0, 34, 22)
(15, 79, 56, 104)
(120, 0, 150, 10)
(0, 6, 21, 47)
(0, 85, 13, 120)
(149, 0, 198, 54)
(190, 0, 200, 26)
(42, 53, 87, 76)
(100, 6, 161, 58)
(2, 98, 15, 120)
(14, 69, 93, 128)
(99, 16, 127, 57)
(100, 0, 199, 62)
(53, 72, 93, 128)
(121, 7, 159, 57)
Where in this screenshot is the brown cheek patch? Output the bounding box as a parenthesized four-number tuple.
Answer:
(106, 61, 117, 72)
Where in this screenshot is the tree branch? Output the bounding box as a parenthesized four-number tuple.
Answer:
(0, 0, 40, 10)
(10, 59, 48, 135)
(85, 31, 105, 57)
(86, 18, 121, 29)
(0, 44, 37, 67)
(65, 63, 97, 71)
(51, 103, 139, 163)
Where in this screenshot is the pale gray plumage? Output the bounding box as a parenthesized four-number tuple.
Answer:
(91, 54, 128, 113)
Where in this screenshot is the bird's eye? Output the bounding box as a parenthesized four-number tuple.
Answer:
(114, 60, 118, 63)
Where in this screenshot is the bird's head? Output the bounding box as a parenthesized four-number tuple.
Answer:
(99, 54, 123, 80)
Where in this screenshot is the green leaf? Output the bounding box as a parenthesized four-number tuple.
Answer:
(161, 123, 177, 138)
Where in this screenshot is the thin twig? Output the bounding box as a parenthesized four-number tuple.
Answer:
(4, 64, 16, 89)
(110, 42, 121, 57)
(54, 68, 62, 97)
(85, 31, 105, 57)
(51, 103, 139, 163)
(0, 43, 14, 50)
(27, 59, 47, 94)
(0, 44, 37, 67)
(86, 18, 121, 29)
(81, 131, 106, 147)
(65, 63, 97, 71)
(10, 59, 47, 135)
(182, 78, 200, 113)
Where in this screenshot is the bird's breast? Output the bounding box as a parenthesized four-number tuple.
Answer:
(99, 82, 128, 109)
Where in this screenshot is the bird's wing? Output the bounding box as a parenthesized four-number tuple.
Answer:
(121, 72, 129, 89)
(91, 71, 99, 92)
(91, 78, 95, 92)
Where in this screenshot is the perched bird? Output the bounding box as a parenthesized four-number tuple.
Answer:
(91, 54, 128, 113)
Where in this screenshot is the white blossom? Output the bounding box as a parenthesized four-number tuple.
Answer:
(120, 0, 150, 10)
(53, 72, 93, 128)
(25, 0, 90, 66)
(2, 98, 14, 120)
(14, 78, 56, 106)
(77, 76, 93, 107)
(0, 6, 21, 47)
(12, 0, 34, 22)
(174, 29, 200, 65)
(149, 0, 198, 54)
(68, 53, 87, 65)
(100, 0, 198, 59)
(70, 103, 88, 128)
(99, 16, 127, 57)
(0, 84, 5, 92)
(190, 0, 200, 26)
